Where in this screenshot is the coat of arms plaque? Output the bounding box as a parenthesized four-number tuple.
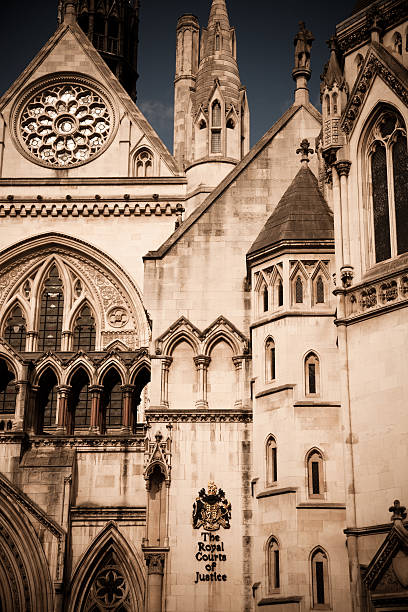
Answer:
(192, 482, 231, 531)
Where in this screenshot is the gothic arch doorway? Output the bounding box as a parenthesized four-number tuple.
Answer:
(68, 522, 145, 612)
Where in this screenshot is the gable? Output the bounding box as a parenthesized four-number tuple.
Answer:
(0, 23, 179, 178)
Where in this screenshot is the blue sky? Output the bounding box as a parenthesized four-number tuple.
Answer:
(0, 0, 356, 151)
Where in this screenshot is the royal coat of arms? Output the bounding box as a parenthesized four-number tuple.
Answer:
(192, 482, 231, 531)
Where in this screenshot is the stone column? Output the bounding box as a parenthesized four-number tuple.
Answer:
(26, 331, 38, 352)
(121, 384, 136, 434)
(335, 160, 354, 287)
(160, 357, 172, 408)
(61, 330, 73, 352)
(331, 163, 344, 282)
(27, 385, 39, 434)
(144, 553, 165, 612)
(89, 384, 104, 434)
(12, 379, 29, 431)
(194, 355, 210, 409)
(233, 356, 244, 408)
(56, 385, 71, 433)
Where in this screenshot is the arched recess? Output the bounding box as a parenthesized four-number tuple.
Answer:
(0, 358, 17, 417)
(67, 367, 92, 434)
(101, 367, 123, 432)
(206, 339, 235, 409)
(0, 233, 150, 351)
(0, 490, 54, 612)
(67, 522, 145, 612)
(130, 363, 151, 427)
(37, 368, 59, 432)
(168, 340, 196, 409)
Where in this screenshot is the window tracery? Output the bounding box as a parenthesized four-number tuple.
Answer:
(4, 305, 27, 352)
(367, 109, 408, 263)
(134, 149, 153, 177)
(38, 265, 64, 352)
(16, 78, 113, 167)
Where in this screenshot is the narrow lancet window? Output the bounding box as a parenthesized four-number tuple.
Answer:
(307, 449, 324, 497)
(311, 548, 330, 608)
(316, 277, 324, 304)
(267, 538, 280, 592)
(73, 305, 96, 351)
(0, 360, 16, 415)
(38, 265, 64, 352)
(4, 306, 27, 352)
(295, 277, 303, 303)
(265, 338, 276, 382)
(371, 143, 391, 262)
(266, 435, 277, 486)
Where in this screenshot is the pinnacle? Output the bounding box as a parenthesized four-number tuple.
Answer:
(208, 0, 230, 29)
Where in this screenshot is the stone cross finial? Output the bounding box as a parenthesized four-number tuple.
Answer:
(296, 139, 314, 163)
(389, 500, 407, 522)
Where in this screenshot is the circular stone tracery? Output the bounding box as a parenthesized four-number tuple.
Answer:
(15, 76, 115, 168)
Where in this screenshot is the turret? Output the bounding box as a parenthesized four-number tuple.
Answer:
(173, 0, 249, 187)
(58, 0, 140, 100)
(320, 37, 347, 154)
(173, 14, 200, 167)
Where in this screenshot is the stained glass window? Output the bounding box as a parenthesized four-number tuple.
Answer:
(4, 305, 26, 352)
(73, 305, 96, 351)
(38, 266, 64, 352)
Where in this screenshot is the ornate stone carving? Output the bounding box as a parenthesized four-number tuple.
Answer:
(296, 138, 314, 162)
(12, 74, 116, 168)
(343, 269, 408, 320)
(335, 161, 352, 177)
(107, 307, 129, 328)
(144, 430, 171, 487)
(145, 409, 252, 423)
(294, 22, 314, 71)
(192, 482, 231, 531)
(145, 553, 165, 575)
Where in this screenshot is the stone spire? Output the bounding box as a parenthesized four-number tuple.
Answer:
(320, 37, 347, 152)
(321, 37, 345, 90)
(194, 0, 242, 113)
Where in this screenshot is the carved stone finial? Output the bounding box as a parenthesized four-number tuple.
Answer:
(296, 139, 314, 163)
(389, 500, 407, 522)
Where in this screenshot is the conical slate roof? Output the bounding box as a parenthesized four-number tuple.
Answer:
(248, 164, 334, 256)
(322, 43, 345, 89)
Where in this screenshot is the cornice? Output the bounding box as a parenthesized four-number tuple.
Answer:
(0, 177, 187, 186)
(250, 309, 335, 330)
(145, 409, 253, 423)
(0, 200, 181, 219)
(70, 506, 146, 523)
(29, 434, 145, 451)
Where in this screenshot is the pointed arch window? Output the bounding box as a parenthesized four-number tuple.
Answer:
(38, 370, 58, 430)
(215, 34, 221, 51)
(212, 101, 221, 127)
(73, 305, 96, 351)
(307, 449, 324, 498)
(4, 305, 26, 352)
(295, 276, 304, 303)
(265, 338, 276, 382)
(332, 92, 338, 115)
(305, 352, 320, 396)
(0, 360, 17, 415)
(367, 110, 408, 263)
(38, 265, 64, 352)
(393, 31, 403, 54)
(267, 537, 280, 592)
(311, 548, 330, 608)
(266, 435, 277, 486)
(102, 369, 123, 430)
(277, 279, 284, 307)
(325, 94, 330, 116)
(316, 277, 325, 304)
(68, 369, 91, 433)
(135, 149, 153, 177)
(263, 285, 269, 312)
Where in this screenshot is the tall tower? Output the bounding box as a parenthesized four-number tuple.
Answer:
(58, 0, 139, 100)
(173, 0, 249, 186)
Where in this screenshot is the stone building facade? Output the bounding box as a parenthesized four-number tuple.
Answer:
(0, 0, 407, 610)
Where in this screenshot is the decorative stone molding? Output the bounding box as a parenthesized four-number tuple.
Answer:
(11, 73, 118, 169)
(145, 409, 252, 423)
(342, 53, 408, 136)
(337, 0, 408, 54)
(30, 435, 145, 451)
(0, 200, 180, 218)
(144, 553, 165, 575)
(70, 506, 146, 523)
(144, 430, 171, 486)
(339, 269, 408, 322)
(335, 160, 352, 177)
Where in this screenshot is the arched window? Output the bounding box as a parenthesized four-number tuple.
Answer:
(316, 277, 325, 304)
(0, 360, 17, 415)
(305, 353, 320, 396)
(265, 338, 276, 382)
(393, 31, 403, 54)
(102, 369, 123, 431)
(4, 305, 26, 352)
(267, 537, 280, 592)
(73, 305, 96, 351)
(38, 370, 58, 430)
(355, 53, 363, 70)
(266, 435, 277, 486)
(277, 279, 284, 307)
(295, 276, 303, 304)
(367, 109, 408, 262)
(135, 149, 153, 177)
(215, 34, 221, 51)
(212, 101, 221, 127)
(307, 449, 324, 498)
(68, 369, 91, 433)
(211, 101, 222, 154)
(38, 265, 64, 352)
(263, 285, 269, 312)
(311, 548, 330, 608)
(325, 94, 330, 116)
(332, 92, 338, 115)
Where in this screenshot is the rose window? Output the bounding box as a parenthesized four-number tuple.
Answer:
(15, 78, 115, 167)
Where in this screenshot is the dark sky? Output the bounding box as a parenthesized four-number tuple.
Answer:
(0, 0, 356, 150)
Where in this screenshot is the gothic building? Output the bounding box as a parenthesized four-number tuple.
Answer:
(0, 0, 407, 610)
